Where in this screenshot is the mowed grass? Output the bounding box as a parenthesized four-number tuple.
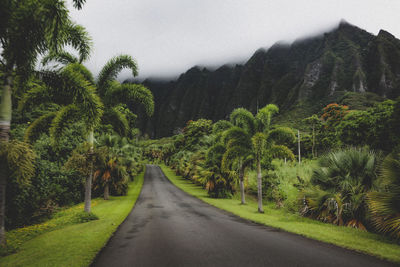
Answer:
(0, 171, 144, 267)
(160, 165, 400, 263)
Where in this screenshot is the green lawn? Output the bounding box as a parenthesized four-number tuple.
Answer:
(160, 164, 400, 263)
(0, 171, 144, 267)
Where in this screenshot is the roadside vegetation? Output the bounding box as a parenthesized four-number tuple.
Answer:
(160, 165, 400, 263)
(1, 0, 399, 265)
(0, 172, 144, 267)
(0, 0, 152, 257)
(142, 99, 400, 251)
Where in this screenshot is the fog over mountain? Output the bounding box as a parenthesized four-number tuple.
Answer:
(135, 22, 400, 137)
(68, 0, 400, 80)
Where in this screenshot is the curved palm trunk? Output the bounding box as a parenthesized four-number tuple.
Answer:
(239, 166, 246, 204)
(104, 183, 110, 200)
(0, 74, 13, 245)
(84, 130, 94, 213)
(257, 160, 264, 213)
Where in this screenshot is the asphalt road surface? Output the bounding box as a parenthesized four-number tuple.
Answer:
(93, 165, 394, 267)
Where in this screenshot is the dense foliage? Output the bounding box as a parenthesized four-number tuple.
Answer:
(0, 1, 153, 244)
(143, 97, 400, 239)
(1, 0, 400, 253)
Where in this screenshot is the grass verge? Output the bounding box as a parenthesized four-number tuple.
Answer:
(0, 171, 144, 267)
(160, 164, 400, 263)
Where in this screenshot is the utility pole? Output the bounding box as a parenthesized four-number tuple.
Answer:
(298, 130, 301, 164)
(256, 98, 259, 113)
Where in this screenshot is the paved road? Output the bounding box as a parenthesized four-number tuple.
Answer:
(93, 165, 394, 267)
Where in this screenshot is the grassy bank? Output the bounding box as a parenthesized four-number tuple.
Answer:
(0, 171, 144, 267)
(160, 164, 400, 263)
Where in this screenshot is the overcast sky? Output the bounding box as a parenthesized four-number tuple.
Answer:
(67, 0, 400, 80)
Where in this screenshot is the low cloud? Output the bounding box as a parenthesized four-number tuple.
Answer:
(68, 0, 400, 80)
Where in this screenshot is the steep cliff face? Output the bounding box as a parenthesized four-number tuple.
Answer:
(137, 22, 400, 138)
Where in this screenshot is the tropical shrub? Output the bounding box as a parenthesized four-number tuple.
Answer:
(368, 152, 400, 238)
(301, 147, 381, 229)
(5, 129, 84, 229)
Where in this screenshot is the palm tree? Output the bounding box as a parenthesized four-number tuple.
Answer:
(34, 52, 153, 211)
(19, 64, 103, 213)
(223, 105, 295, 212)
(0, 0, 91, 140)
(302, 147, 380, 229)
(0, 0, 91, 245)
(200, 143, 235, 198)
(95, 134, 135, 199)
(303, 115, 321, 158)
(42, 53, 154, 137)
(367, 152, 400, 238)
(222, 126, 252, 205)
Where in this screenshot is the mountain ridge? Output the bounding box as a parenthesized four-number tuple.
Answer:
(134, 21, 400, 138)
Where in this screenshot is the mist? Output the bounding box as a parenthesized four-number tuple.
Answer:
(67, 0, 400, 81)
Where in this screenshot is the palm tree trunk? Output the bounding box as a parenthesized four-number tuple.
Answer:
(0, 75, 12, 141)
(84, 131, 94, 213)
(297, 130, 301, 164)
(239, 166, 246, 204)
(312, 125, 315, 158)
(257, 160, 264, 213)
(0, 74, 13, 245)
(0, 164, 7, 246)
(104, 183, 110, 200)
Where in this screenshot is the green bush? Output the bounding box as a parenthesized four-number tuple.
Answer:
(5, 126, 85, 230)
(74, 212, 99, 223)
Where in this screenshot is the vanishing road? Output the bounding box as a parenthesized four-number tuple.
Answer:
(93, 165, 394, 267)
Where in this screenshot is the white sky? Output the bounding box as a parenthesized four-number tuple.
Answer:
(67, 0, 400, 80)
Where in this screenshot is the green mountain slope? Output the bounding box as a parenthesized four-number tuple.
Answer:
(136, 21, 400, 137)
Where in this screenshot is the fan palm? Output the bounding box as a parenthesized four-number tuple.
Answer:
(303, 147, 380, 229)
(367, 152, 400, 238)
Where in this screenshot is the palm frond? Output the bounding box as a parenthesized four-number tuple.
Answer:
(212, 120, 233, 135)
(229, 108, 255, 135)
(0, 140, 36, 185)
(42, 50, 78, 66)
(106, 83, 154, 116)
(267, 127, 296, 146)
(270, 145, 295, 161)
(49, 104, 81, 146)
(65, 63, 94, 84)
(24, 111, 57, 143)
(222, 127, 249, 145)
(367, 152, 400, 238)
(102, 107, 130, 136)
(18, 82, 53, 112)
(97, 55, 138, 95)
(60, 22, 92, 63)
(251, 132, 266, 159)
(72, 0, 86, 10)
(60, 66, 104, 128)
(256, 104, 279, 131)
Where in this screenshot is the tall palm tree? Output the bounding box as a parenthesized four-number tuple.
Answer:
(39, 53, 153, 211)
(0, 0, 91, 140)
(0, 0, 91, 245)
(42, 53, 154, 137)
(223, 105, 295, 212)
(19, 64, 103, 213)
